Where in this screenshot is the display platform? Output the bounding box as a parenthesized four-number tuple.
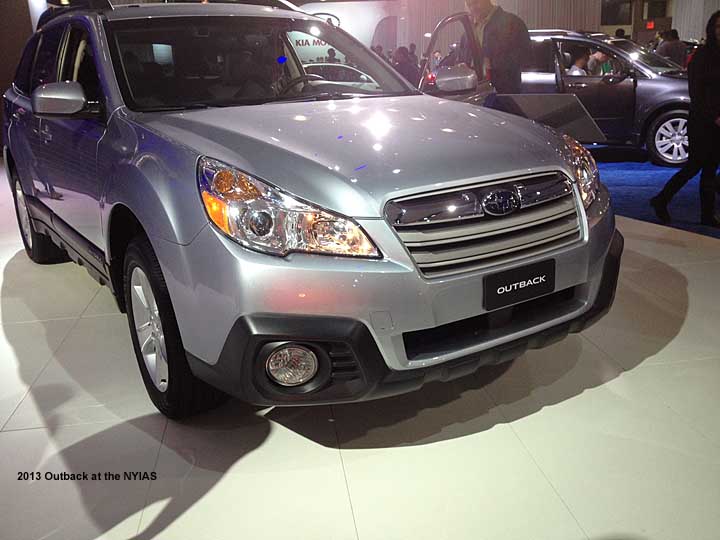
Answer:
(0, 165, 719, 540)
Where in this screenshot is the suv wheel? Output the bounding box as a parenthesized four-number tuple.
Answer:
(647, 110, 690, 167)
(124, 234, 228, 418)
(11, 174, 67, 264)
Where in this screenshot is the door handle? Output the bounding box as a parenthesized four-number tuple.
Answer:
(566, 82, 588, 89)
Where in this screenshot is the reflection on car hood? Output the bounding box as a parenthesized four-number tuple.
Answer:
(138, 94, 571, 218)
(661, 71, 689, 80)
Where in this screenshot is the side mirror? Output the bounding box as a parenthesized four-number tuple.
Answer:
(31, 81, 87, 117)
(435, 64, 478, 94)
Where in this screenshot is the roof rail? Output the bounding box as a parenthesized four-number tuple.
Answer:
(146, 0, 301, 9)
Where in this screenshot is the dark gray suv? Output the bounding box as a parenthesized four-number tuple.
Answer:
(422, 21, 690, 167)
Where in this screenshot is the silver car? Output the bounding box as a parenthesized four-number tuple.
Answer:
(3, 2, 623, 418)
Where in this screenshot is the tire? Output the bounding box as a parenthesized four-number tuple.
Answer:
(10, 172, 67, 264)
(124, 234, 228, 419)
(647, 109, 690, 167)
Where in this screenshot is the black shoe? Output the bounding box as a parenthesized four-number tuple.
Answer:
(650, 196, 671, 224)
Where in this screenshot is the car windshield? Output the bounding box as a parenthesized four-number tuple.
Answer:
(106, 16, 414, 111)
(609, 39, 684, 73)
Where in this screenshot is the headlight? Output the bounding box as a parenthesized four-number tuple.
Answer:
(198, 157, 380, 258)
(562, 135, 599, 209)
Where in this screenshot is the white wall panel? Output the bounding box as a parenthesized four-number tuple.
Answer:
(672, 0, 720, 40)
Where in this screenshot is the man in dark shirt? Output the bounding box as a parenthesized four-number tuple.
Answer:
(464, 0, 531, 94)
(656, 29, 687, 66)
(392, 46, 420, 85)
(651, 12, 720, 227)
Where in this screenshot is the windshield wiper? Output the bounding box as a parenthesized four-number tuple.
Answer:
(263, 92, 362, 104)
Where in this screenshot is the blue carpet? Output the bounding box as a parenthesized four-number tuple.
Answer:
(592, 148, 720, 239)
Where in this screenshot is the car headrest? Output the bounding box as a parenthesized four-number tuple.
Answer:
(562, 52, 572, 68)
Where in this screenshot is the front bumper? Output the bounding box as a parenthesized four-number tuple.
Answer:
(180, 217, 623, 405)
(152, 179, 620, 406)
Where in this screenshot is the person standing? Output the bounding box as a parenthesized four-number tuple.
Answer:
(464, 0, 531, 94)
(651, 12, 720, 227)
(408, 43, 420, 68)
(392, 46, 420, 85)
(656, 29, 687, 66)
(431, 50, 443, 71)
(327, 48, 340, 63)
(615, 28, 626, 38)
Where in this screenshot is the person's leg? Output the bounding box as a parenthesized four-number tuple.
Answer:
(656, 156, 704, 203)
(650, 117, 709, 224)
(700, 158, 720, 225)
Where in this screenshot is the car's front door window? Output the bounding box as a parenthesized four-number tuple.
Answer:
(30, 24, 65, 93)
(59, 26, 103, 105)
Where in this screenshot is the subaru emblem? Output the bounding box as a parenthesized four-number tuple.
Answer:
(482, 189, 520, 217)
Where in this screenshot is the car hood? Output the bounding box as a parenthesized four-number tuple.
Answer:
(660, 70, 689, 80)
(138, 94, 572, 218)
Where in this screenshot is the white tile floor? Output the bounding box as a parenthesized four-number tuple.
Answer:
(1, 165, 719, 540)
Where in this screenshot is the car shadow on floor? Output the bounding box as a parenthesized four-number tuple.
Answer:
(2, 243, 687, 538)
(271, 248, 689, 449)
(2, 251, 272, 540)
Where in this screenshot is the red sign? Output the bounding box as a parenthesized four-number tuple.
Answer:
(646, 20, 655, 30)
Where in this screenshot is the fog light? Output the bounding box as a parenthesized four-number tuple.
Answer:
(266, 345, 318, 387)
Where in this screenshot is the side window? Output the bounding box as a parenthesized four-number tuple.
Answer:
(14, 35, 40, 95)
(526, 39, 555, 73)
(30, 25, 65, 92)
(431, 19, 477, 72)
(60, 26, 103, 103)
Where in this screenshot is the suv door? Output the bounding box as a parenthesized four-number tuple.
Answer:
(420, 13, 493, 105)
(25, 25, 67, 202)
(5, 34, 40, 194)
(32, 21, 107, 249)
(521, 37, 561, 94)
(557, 39, 636, 141)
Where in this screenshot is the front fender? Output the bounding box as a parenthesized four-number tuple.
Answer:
(99, 110, 208, 261)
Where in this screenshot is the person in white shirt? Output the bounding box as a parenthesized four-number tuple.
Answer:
(567, 46, 590, 76)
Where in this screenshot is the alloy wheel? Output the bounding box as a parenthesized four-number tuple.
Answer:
(130, 267, 169, 392)
(15, 182, 33, 249)
(655, 118, 689, 163)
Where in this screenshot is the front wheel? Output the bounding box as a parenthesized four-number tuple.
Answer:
(647, 110, 690, 167)
(124, 234, 228, 419)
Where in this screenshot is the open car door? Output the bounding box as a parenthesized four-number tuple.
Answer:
(422, 14, 605, 144)
(419, 13, 494, 105)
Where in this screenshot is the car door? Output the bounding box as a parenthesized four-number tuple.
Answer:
(24, 24, 66, 202)
(5, 34, 40, 195)
(420, 13, 493, 105)
(33, 20, 107, 249)
(521, 37, 561, 94)
(558, 39, 636, 141)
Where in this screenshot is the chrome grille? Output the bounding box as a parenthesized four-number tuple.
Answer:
(386, 172, 582, 279)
